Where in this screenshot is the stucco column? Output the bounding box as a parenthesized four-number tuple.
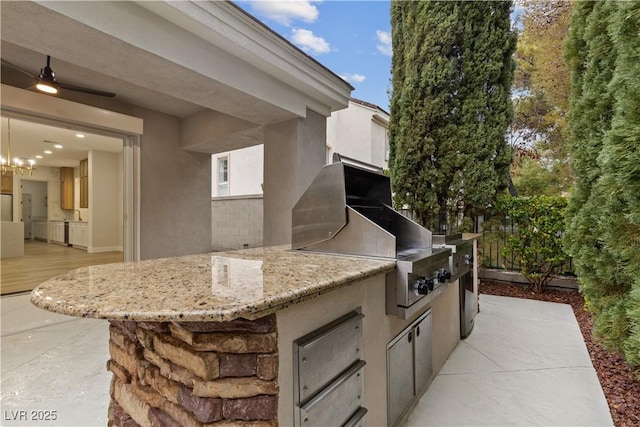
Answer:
(263, 109, 326, 246)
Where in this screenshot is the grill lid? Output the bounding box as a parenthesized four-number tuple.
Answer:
(292, 157, 431, 258)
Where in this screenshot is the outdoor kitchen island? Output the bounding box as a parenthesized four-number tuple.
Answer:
(30, 244, 469, 427)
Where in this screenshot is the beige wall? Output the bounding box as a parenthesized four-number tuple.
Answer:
(277, 274, 461, 426)
(136, 107, 213, 260)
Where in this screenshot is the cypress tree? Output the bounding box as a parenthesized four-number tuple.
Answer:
(564, 0, 640, 366)
(564, 1, 618, 303)
(455, 2, 516, 221)
(601, 1, 640, 365)
(389, 1, 515, 230)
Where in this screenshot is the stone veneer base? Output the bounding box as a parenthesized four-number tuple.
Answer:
(107, 315, 278, 427)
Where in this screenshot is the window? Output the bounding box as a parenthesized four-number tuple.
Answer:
(384, 130, 390, 161)
(218, 156, 229, 196)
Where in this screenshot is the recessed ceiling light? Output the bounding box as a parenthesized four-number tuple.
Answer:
(44, 150, 53, 154)
(35, 155, 43, 159)
(54, 144, 63, 149)
(75, 133, 85, 138)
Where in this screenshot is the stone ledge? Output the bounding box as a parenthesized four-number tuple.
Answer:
(169, 324, 277, 353)
(153, 334, 220, 381)
(107, 317, 279, 425)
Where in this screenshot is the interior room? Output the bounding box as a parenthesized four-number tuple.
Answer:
(1, 117, 124, 295)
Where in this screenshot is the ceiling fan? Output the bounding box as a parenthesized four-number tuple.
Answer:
(1, 54, 116, 98)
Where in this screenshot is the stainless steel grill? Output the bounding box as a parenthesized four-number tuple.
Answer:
(292, 155, 452, 319)
(433, 233, 475, 337)
(433, 233, 473, 282)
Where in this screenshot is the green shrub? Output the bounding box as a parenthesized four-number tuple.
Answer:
(497, 195, 569, 293)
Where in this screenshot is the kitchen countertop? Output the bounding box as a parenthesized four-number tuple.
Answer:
(31, 246, 395, 322)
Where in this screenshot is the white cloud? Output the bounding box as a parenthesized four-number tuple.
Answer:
(340, 73, 366, 84)
(376, 30, 392, 57)
(291, 28, 330, 54)
(251, 1, 319, 26)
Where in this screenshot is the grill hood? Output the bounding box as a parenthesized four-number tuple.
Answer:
(292, 158, 431, 259)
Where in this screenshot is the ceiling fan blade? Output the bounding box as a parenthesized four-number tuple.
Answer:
(1, 58, 36, 78)
(58, 81, 116, 98)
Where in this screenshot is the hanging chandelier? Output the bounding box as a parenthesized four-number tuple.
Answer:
(1, 118, 35, 176)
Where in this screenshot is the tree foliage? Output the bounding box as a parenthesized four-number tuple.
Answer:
(512, 157, 566, 196)
(509, 0, 573, 196)
(564, 0, 640, 367)
(498, 195, 568, 293)
(389, 0, 516, 230)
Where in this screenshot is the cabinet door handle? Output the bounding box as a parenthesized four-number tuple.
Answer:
(416, 326, 421, 337)
(408, 331, 412, 343)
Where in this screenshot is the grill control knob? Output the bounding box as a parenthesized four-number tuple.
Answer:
(464, 254, 473, 265)
(437, 269, 452, 283)
(414, 277, 434, 295)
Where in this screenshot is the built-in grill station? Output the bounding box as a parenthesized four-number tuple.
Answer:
(292, 155, 454, 319)
(433, 233, 475, 338)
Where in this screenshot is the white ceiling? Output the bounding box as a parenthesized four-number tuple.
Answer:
(0, 116, 122, 169)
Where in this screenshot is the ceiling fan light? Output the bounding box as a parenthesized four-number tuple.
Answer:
(36, 80, 58, 94)
(37, 59, 59, 94)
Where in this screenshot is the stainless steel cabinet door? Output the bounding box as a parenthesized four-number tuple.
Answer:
(387, 328, 414, 427)
(413, 313, 433, 395)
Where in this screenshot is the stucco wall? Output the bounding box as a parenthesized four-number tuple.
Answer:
(211, 195, 263, 251)
(276, 273, 461, 427)
(263, 109, 326, 246)
(137, 107, 212, 260)
(326, 101, 389, 169)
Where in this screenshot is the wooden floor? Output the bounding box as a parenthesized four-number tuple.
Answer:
(1, 240, 123, 295)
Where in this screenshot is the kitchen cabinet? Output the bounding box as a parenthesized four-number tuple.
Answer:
(387, 309, 433, 427)
(413, 313, 433, 394)
(79, 158, 88, 208)
(1, 171, 13, 194)
(32, 220, 48, 241)
(49, 221, 65, 244)
(60, 167, 74, 210)
(69, 222, 88, 248)
(387, 328, 415, 427)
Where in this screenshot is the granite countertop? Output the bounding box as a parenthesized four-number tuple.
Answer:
(31, 246, 395, 322)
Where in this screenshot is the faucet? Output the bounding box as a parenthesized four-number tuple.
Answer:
(74, 210, 83, 221)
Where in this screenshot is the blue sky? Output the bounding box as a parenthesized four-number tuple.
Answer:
(236, 1, 392, 112)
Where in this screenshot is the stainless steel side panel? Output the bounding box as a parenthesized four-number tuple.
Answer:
(382, 204, 432, 252)
(299, 361, 366, 427)
(292, 163, 347, 249)
(302, 207, 396, 259)
(295, 310, 364, 402)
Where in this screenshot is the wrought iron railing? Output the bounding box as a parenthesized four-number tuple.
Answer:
(478, 215, 574, 275)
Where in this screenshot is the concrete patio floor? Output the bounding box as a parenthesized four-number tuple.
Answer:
(405, 294, 614, 427)
(1, 293, 613, 426)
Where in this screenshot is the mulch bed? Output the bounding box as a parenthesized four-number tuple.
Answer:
(479, 280, 640, 427)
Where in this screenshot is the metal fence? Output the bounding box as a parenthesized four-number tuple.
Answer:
(398, 208, 574, 275)
(478, 214, 574, 275)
